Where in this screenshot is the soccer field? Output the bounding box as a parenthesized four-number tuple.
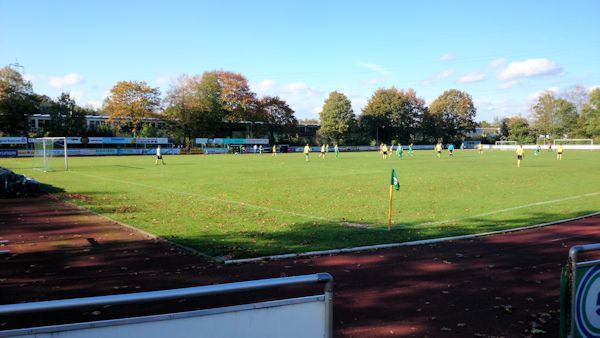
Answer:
(2, 150, 600, 259)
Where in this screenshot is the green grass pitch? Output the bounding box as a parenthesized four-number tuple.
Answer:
(2, 149, 600, 259)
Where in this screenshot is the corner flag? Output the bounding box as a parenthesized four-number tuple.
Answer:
(391, 169, 400, 191)
(388, 169, 400, 230)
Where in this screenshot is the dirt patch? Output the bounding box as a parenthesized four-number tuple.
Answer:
(1, 195, 599, 337)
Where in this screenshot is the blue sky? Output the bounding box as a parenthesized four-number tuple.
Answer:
(1, 0, 599, 122)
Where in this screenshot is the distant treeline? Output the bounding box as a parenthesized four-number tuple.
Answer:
(1, 65, 598, 145)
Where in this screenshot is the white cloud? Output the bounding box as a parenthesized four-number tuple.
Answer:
(282, 82, 320, 97)
(48, 73, 84, 88)
(67, 90, 84, 101)
(271, 82, 325, 120)
(497, 58, 562, 81)
(527, 87, 560, 102)
(86, 100, 102, 109)
(440, 54, 455, 61)
(358, 63, 390, 76)
(250, 79, 277, 96)
(422, 69, 454, 86)
(489, 58, 506, 68)
(499, 80, 520, 89)
(457, 72, 486, 84)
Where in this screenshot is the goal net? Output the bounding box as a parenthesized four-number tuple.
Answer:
(553, 139, 594, 151)
(494, 140, 517, 150)
(33, 137, 68, 172)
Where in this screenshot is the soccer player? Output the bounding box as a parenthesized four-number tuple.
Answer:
(460, 142, 465, 151)
(155, 145, 165, 165)
(408, 143, 414, 156)
(557, 144, 564, 160)
(535, 144, 541, 156)
(259, 145, 263, 154)
(325, 144, 329, 154)
(253, 144, 257, 154)
(478, 143, 484, 155)
(435, 142, 442, 158)
(304, 144, 310, 161)
(334, 144, 339, 158)
(272, 144, 277, 157)
(448, 143, 455, 158)
(382, 143, 389, 159)
(397, 143, 403, 159)
(516, 144, 524, 168)
(319, 144, 326, 159)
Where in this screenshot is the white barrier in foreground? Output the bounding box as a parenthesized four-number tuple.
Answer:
(0, 273, 333, 338)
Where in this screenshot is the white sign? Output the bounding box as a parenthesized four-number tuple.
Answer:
(0, 137, 27, 144)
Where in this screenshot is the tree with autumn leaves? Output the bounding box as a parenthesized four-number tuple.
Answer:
(162, 70, 298, 145)
(103, 81, 161, 136)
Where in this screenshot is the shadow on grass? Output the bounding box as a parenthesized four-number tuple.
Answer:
(171, 209, 600, 259)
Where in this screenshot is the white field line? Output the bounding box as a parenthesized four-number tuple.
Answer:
(225, 211, 600, 264)
(70, 171, 332, 222)
(414, 191, 600, 228)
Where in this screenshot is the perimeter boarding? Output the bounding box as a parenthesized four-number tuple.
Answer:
(561, 244, 600, 337)
(0, 273, 333, 338)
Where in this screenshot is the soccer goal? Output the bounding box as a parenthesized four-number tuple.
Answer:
(494, 140, 517, 150)
(33, 137, 68, 172)
(553, 138, 594, 151)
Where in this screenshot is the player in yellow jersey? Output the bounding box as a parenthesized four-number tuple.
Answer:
(304, 144, 310, 161)
(478, 143, 483, 155)
(382, 143, 389, 159)
(516, 144, 524, 168)
(272, 144, 277, 157)
(557, 144, 564, 160)
(435, 143, 442, 158)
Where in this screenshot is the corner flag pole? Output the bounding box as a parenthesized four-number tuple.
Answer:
(388, 169, 400, 231)
(388, 184, 393, 231)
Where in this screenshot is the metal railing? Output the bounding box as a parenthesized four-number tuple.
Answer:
(0, 273, 333, 338)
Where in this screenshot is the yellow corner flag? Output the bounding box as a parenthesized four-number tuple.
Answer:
(388, 169, 400, 230)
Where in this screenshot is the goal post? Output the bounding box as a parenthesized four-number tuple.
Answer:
(553, 139, 594, 151)
(33, 137, 68, 172)
(494, 140, 517, 150)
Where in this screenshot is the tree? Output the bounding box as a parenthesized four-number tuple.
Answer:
(215, 71, 256, 122)
(361, 88, 425, 144)
(530, 91, 557, 138)
(507, 116, 534, 144)
(499, 118, 510, 139)
(194, 71, 226, 137)
(553, 98, 578, 137)
(0, 66, 36, 136)
(428, 89, 477, 143)
(164, 74, 203, 144)
(46, 92, 87, 136)
(318, 91, 355, 144)
(580, 88, 600, 139)
(531, 92, 580, 138)
(103, 81, 161, 135)
(564, 85, 589, 114)
(256, 96, 297, 143)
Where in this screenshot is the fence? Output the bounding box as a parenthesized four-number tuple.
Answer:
(0, 273, 333, 338)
